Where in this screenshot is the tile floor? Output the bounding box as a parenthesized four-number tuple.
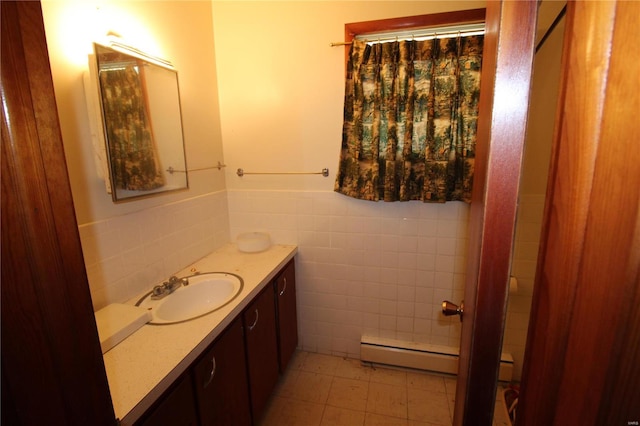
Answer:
(260, 351, 512, 426)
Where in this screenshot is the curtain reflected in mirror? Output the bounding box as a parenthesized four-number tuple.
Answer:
(93, 43, 188, 202)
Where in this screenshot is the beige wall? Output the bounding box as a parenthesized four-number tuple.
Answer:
(41, 1, 230, 309)
(212, 1, 485, 191)
(213, 1, 486, 358)
(41, 0, 513, 362)
(42, 0, 225, 224)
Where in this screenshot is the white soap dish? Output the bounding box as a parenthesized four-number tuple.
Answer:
(237, 232, 271, 253)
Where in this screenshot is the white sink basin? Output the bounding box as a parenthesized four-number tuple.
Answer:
(136, 272, 243, 324)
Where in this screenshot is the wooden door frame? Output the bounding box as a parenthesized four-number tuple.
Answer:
(454, 1, 538, 424)
(1, 2, 116, 424)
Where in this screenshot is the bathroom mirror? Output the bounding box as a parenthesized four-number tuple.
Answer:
(92, 43, 188, 202)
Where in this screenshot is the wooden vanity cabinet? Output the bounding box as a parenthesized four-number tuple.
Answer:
(274, 259, 298, 372)
(138, 374, 198, 426)
(135, 257, 297, 425)
(242, 285, 279, 423)
(192, 318, 251, 426)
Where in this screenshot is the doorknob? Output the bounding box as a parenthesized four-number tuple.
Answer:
(442, 300, 464, 321)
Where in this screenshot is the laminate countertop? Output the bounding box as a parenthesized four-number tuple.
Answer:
(102, 243, 298, 425)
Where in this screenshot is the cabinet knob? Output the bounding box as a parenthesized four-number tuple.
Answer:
(203, 355, 216, 388)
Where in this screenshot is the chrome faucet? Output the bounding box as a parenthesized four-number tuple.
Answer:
(151, 276, 188, 300)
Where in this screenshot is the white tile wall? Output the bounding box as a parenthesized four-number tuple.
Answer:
(82, 187, 532, 372)
(228, 190, 469, 358)
(504, 193, 545, 380)
(80, 191, 230, 310)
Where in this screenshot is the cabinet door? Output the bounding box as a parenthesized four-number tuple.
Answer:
(243, 286, 279, 423)
(139, 374, 197, 426)
(275, 259, 298, 372)
(193, 318, 251, 426)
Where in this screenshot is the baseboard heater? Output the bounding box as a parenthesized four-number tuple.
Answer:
(361, 336, 513, 382)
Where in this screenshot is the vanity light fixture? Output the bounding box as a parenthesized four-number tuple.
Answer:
(105, 31, 173, 68)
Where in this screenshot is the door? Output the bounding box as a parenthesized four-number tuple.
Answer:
(453, 0, 640, 424)
(193, 318, 252, 426)
(138, 375, 198, 426)
(1, 1, 116, 424)
(275, 259, 298, 372)
(451, 1, 538, 424)
(518, 1, 640, 424)
(243, 285, 279, 423)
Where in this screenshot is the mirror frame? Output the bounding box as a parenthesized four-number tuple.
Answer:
(92, 42, 189, 202)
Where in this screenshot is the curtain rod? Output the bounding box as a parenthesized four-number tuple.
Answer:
(330, 25, 485, 47)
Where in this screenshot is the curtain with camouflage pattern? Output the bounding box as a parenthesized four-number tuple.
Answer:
(334, 35, 483, 203)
